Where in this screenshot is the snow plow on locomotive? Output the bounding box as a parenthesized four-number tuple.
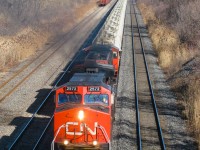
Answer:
(53, 73, 114, 150)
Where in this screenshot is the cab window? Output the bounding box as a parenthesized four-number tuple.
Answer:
(113, 52, 118, 58)
(84, 94, 109, 106)
(58, 94, 82, 104)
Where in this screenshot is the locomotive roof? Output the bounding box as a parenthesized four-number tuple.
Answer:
(90, 44, 112, 52)
(54, 73, 111, 91)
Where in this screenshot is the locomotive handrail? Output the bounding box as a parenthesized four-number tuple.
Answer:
(98, 125, 110, 143)
(51, 124, 110, 150)
(51, 124, 66, 150)
(98, 125, 111, 150)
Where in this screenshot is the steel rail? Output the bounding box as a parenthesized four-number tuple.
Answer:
(8, 2, 117, 149)
(132, 1, 166, 149)
(8, 46, 82, 150)
(130, 0, 142, 149)
(7, 8, 104, 150)
(32, 115, 54, 150)
(0, 6, 103, 102)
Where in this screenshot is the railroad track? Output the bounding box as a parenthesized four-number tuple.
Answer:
(0, 6, 105, 103)
(7, 38, 83, 150)
(7, 2, 117, 149)
(130, 0, 166, 149)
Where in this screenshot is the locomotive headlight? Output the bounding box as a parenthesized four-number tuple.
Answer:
(63, 140, 69, 145)
(78, 110, 84, 121)
(93, 140, 98, 146)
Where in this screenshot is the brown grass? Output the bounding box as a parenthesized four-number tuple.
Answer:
(138, 2, 200, 147)
(0, 1, 98, 71)
(188, 79, 200, 142)
(0, 27, 50, 70)
(139, 3, 193, 73)
(74, 1, 98, 23)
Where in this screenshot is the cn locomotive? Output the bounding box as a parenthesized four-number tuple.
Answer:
(52, 0, 127, 149)
(53, 73, 114, 149)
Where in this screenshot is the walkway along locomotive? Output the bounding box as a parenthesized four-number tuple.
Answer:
(52, 0, 127, 149)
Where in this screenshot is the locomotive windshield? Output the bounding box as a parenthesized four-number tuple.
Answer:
(87, 51, 110, 60)
(84, 94, 109, 106)
(58, 94, 82, 104)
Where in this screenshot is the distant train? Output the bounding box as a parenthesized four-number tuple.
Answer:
(52, 0, 127, 149)
(99, 0, 111, 6)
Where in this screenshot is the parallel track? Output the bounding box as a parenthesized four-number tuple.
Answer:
(130, 2, 142, 149)
(7, 2, 117, 149)
(0, 7, 103, 102)
(130, 0, 166, 149)
(8, 41, 82, 150)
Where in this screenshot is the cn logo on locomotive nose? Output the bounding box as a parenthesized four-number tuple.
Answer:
(66, 122, 98, 135)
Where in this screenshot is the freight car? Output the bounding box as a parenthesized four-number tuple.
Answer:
(99, 0, 111, 6)
(53, 73, 114, 150)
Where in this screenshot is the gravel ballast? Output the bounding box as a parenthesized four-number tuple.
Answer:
(112, 0, 197, 149)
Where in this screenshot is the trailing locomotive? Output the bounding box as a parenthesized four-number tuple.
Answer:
(72, 44, 120, 82)
(53, 0, 127, 149)
(53, 73, 114, 149)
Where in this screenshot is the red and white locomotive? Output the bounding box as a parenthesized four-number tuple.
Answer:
(53, 73, 114, 149)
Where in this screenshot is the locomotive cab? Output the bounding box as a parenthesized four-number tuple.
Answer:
(53, 73, 114, 150)
(71, 45, 120, 82)
(84, 44, 120, 80)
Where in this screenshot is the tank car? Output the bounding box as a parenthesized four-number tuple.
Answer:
(53, 73, 114, 150)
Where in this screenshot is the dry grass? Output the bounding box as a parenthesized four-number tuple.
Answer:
(139, 3, 193, 73)
(138, 2, 200, 146)
(74, 1, 98, 23)
(188, 79, 200, 142)
(138, 3, 156, 25)
(0, 1, 97, 71)
(179, 77, 200, 144)
(0, 27, 50, 70)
